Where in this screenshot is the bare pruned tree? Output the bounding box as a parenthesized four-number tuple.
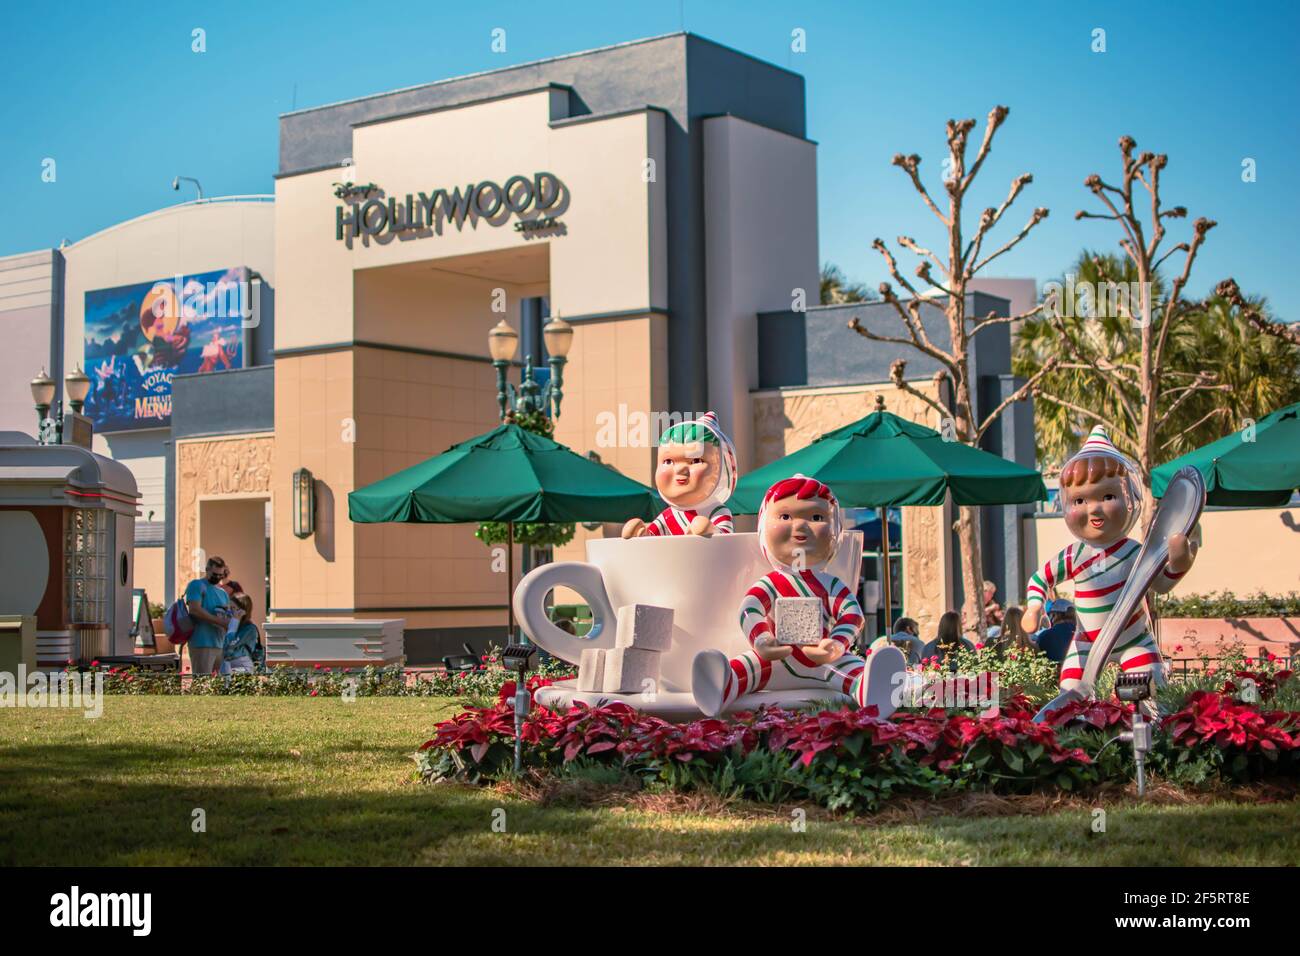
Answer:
(1038, 136, 1219, 519)
(847, 106, 1057, 634)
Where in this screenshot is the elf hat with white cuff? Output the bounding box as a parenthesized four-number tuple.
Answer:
(657, 411, 738, 515)
(1061, 425, 1145, 534)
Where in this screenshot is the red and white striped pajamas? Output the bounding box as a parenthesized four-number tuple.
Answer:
(1026, 537, 1185, 691)
(641, 504, 734, 536)
(717, 569, 868, 707)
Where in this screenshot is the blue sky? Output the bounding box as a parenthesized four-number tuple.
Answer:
(3, 0, 1297, 318)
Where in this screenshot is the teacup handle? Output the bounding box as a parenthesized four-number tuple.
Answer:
(512, 561, 618, 664)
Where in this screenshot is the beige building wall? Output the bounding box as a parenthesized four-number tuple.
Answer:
(351, 345, 514, 631)
(134, 546, 166, 607)
(198, 497, 270, 625)
(271, 86, 672, 630)
(703, 115, 819, 473)
(273, 89, 668, 351)
(174, 433, 273, 615)
(550, 312, 670, 570)
(752, 380, 954, 633)
(1025, 506, 1300, 602)
(271, 353, 354, 614)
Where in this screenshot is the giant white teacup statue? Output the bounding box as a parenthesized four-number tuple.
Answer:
(513, 411, 905, 718)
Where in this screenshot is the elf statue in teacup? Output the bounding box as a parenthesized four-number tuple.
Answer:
(1021, 426, 1198, 692)
(622, 411, 738, 538)
(691, 475, 906, 717)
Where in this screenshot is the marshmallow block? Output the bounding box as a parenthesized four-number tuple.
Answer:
(577, 647, 607, 692)
(775, 597, 824, 646)
(601, 647, 661, 694)
(614, 603, 674, 652)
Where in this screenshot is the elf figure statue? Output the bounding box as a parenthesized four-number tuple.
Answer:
(622, 411, 738, 538)
(691, 475, 906, 717)
(1022, 426, 1199, 694)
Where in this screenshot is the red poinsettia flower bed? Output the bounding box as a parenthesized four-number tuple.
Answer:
(1163, 691, 1300, 753)
(418, 682, 1300, 809)
(420, 690, 1097, 786)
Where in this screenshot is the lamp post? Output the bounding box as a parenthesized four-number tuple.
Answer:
(486, 311, 575, 651)
(488, 312, 573, 422)
(31, 365, 92, 445)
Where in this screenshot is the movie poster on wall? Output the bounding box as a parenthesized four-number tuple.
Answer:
(83, 266, 249, 432)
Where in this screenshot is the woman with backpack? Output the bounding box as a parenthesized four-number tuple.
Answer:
(222, 593, 263, 675)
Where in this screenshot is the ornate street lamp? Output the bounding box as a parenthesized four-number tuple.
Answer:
(487, 312, 573, 422)
(66, 365, 91, 414)
(30, 365, 92, 445)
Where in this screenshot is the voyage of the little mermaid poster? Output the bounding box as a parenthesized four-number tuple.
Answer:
(82, 266, 249, 432)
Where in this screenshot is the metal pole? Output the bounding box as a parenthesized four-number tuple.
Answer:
(879, 506, 893, 635)
(507, 521, 515, 646)
(1133, 710, 1147, 798)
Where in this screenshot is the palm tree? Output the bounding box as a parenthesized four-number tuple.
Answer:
(1014, 252, 1159, 468)
(1166, 293, 1300, 457)
(1015, 251, 1300, 472)
(820, 262, 876, 305)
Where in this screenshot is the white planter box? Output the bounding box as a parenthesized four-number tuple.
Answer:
(263, 618, 405, 667)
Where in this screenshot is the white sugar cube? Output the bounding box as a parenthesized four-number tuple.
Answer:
(775, 597, 823, 646)
(601, 647, 661, 694)
(614, 604, 674, 652)
(577, 647, 606, 692)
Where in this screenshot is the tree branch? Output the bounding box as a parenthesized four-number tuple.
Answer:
(1049, 311, 1142, 429)
(961, 105, 1009, 192)
(1160, 374, 1226, 422)
(975, 358, 1059, 441)
(970, 301, 1045, 336)
(1218, 278, 1300, 346)
(848, 315, 955, 371)
(871, 283, 953, 366)
(963, 173, 1033, 277)
(970, 207, 1049, 275)
(889, 359, 954, 425)
(891, 153, 949, 226)
(1154, 217, 1217, 371)
(1034, 391, 1142, 458)
(897, 235, 947, 275)
(1158, 406, 1231, 452)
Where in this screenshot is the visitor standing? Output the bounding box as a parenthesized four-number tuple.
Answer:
(185, 557, 231, 675)
(222, 593, 261, 675)
(982, 580, 1005, 631)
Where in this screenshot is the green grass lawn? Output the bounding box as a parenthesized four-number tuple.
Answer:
(2, 696, 1298, 865)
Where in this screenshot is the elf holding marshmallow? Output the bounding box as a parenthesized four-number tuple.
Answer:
(1022, 426, 1198, 692)
(691, 475, 905, 716)
(623, 411, 738, 538)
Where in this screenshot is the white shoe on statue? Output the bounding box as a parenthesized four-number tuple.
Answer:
(858, 645, 906, 719)
(692, 649, 730, 717)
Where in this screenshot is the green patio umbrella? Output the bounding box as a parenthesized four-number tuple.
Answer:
(729, 398, 1047, 628)
(730, 400, 1047, 513)
(348, 422, 660, 641)
(1152, 401, 1300, 507)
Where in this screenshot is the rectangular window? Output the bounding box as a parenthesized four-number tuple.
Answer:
(65, 508, 109, 624)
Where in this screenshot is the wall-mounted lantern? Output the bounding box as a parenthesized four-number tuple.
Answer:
(292, 467, 315, 539)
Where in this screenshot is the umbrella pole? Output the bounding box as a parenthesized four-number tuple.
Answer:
(507, 521, 516, 647)
(879, 507, 893, 636)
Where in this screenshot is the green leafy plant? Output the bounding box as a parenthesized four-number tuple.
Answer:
(1156, 590, 1300, 619)
(95, 650, 576, 700)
